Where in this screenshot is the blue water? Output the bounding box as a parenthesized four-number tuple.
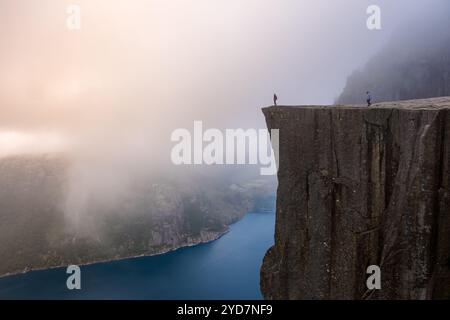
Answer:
(0, 212, 275, 300)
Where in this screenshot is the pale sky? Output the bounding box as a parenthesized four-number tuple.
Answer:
(0, 0, 445, 158)
(2, 0, 448, 224)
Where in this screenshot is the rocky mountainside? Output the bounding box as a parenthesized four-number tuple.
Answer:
(337, 13, 450, 104)
(261, 97, 450, 299)
(0, 154, 274, 277)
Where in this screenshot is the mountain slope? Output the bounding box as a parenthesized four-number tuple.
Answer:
(0, 154, 274, 277)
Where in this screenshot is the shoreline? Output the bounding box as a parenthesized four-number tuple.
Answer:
(0, 228, 230, 280)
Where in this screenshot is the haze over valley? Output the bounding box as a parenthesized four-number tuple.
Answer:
(1, 0, 449, 279)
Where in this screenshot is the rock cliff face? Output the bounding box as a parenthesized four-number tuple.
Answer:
(260, 97, 450, 299)
(336, 7, 450, 105)
(337, 42, 450, 104)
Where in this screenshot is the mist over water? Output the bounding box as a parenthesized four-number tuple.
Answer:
(0, 0, 449, 224)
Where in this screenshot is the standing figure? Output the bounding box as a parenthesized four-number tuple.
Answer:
(366, 91, 372, 107)
(273, 93, 278, 106)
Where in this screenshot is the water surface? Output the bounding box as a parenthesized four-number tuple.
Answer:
(0, 212, 275, 300)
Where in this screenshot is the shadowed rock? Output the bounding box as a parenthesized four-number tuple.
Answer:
(260, 97, 450, 299)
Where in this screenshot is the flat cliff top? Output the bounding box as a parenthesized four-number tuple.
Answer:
(263, 96, 450, 112)
(260, 94, 450, 299)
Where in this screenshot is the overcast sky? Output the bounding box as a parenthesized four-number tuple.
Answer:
(1, 0, 449, 224)
(0, 0, 447, 158)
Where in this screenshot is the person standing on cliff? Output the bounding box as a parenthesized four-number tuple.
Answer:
(273, 93, 278, 106)
(366, 91, 372, 107)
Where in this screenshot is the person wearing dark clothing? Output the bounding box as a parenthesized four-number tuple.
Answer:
(273, 93, 278, 106)
(366, 91, 372, 107)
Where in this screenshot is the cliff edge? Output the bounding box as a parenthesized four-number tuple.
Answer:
(261, 97, 450, 299)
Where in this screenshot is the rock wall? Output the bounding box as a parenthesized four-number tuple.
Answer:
(260, 97, 450, 299)
(336, 7, 450, 105)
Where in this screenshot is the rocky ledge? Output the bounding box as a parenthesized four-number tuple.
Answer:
(260, 97, 450, 299)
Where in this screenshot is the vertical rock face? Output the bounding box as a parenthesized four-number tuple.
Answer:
(260, 97, 450, 300)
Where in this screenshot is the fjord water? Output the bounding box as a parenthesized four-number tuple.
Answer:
(0, 212, 275, 299)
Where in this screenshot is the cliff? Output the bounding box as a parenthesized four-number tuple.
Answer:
(260, 97, 450, 299)
(337, 41, 450, 104)
(336, 9, 450, 105)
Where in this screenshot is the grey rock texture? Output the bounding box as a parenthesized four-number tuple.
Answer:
(261, 97, 450, 299)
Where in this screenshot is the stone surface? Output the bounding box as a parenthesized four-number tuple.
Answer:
(260, 97, 450, 299)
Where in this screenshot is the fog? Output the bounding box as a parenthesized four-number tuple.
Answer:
(0, 0, 448, 222)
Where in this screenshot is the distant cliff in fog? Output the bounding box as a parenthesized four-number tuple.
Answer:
(337, 10, 450, 104)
